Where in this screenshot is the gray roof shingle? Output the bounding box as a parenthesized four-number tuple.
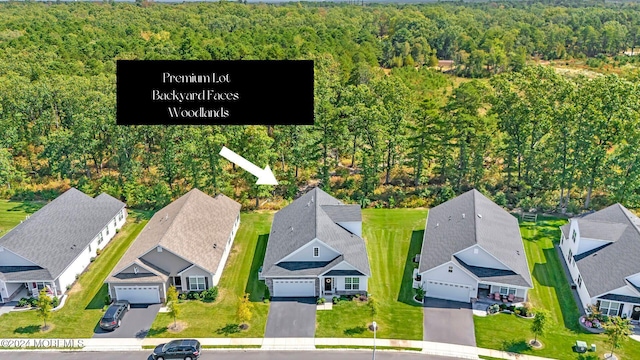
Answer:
(419, 189, 533, 288)
(0, 188, 125, 281)
(108, 189, 241, 279)
(572, 204, 640, 297)
(262, 188, 370, 277)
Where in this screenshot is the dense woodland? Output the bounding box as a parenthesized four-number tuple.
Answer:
(0, 1, 640, 212)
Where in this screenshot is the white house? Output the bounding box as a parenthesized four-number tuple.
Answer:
(0, 188, 126, 303)
(415, 189, 533, 303)
(261, 187, 371, 298)
(559, 204, 640, 322)
(106, 189, 241, 304)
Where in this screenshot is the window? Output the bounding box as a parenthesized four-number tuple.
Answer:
(599, 300, 622, 317)
(118, 210, 124, 221)
(189, 276, 206, 291)
(345, 277, 360, 290)
(448, 266, 453, 273)
(106, 226, 109, 236)
(560, 236, 563, 244)
(577, 275, 582, 288)
(313, 247, 319, 257)
(88, 244, 91, 253)
(98, 233, 104, 245)
(572, 230, 577, 243)
(499, 287, 517, 296)
(567, 249, 573, 264)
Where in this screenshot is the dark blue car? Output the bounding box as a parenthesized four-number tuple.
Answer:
(99, 300, 130, 331)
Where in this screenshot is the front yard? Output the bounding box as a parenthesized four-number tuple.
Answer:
(316, 208, 427, 340)
(0, 209, 149, 338)
(148, 212, 272, 338)
(474, 216, 640, 359)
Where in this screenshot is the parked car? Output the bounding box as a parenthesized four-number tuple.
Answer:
(152, 339, 201, 360)
(99, 300, 130, 331)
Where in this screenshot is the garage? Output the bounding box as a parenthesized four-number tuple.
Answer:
(425, 280, 471, 303)
(114, 285, 160, 304)
(272, 279, 315, 297)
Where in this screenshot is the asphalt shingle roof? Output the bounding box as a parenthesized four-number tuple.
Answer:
(419, 189, 533, 288)
(0, 188, 125, 281)
(108, 189, 241, 280)
(572, 204, 640, 297)
(262, 188, 370, 277)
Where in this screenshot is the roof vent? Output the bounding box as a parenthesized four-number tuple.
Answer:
(311, 195, 314, 203)
(290, 226, 294, 232)
(134, 266, 139, 275)
(462, 213, 466, 219)
(448, 216, 451, 221)
(165, 214, 169, 221)
(477, 214, 482, 218)
(516, 250, 520, 255)
(436, 223, 439, 227)
(213, 243, 217, 249)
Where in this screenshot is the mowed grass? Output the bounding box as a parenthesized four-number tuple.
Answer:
(316, 208, 428, 340)
(0, 210, 149, 337)
(474, 216, 640, 359)
(148, 212, 273, 338)
(0, 200, 44, 237)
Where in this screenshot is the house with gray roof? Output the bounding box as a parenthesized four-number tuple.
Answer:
(415, 189, 533, 303)
(106, 189, 240, 304)
(260, 187, 371, 298)
(559, 203, 640, 321)
(0, 188, 126, 303)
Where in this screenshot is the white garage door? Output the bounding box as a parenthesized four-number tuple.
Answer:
(425, 280, 471, 303)
(114, 286, 160, 304)
(272, 279, 315, 297)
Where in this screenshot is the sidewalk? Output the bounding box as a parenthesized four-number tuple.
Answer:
(0, 337, 562, 360)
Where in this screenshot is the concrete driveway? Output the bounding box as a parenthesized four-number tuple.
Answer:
(423, 298, 476, 347)
(265, 297, 316, 338)
(93, 303, 161, 338)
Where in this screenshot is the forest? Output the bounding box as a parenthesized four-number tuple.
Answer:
(0, 1, 639, 213)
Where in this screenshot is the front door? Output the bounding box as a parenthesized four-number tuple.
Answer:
(324, 278, 333, 293)
(632, 305, 640, 321)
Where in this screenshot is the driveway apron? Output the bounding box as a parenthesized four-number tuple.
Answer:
(265, 297, 316, 338)
(423, 297, 476, 347)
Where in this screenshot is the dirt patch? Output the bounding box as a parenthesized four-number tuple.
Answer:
(167, 321, 187, 333)
(40, 324, 55, 333)
(529, 339, 543, 349)
(239, 323, 250, 331)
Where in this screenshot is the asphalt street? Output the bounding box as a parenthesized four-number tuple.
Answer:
(4, 350, 466, 360)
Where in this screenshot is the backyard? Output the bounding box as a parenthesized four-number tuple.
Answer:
(315, 208, 428, 340)
(474, 216, 640, 359)
(147, 211, 272, 338)
(0, 206, 149, 338)
(0, 200, 44, 237)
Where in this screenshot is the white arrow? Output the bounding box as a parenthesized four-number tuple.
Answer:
(219, 146, 278, 185)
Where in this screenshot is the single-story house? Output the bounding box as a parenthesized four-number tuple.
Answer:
(106, 188, 241, 304)
(260, 187, 371, 298)
(415, 189, 533, 303)
(559, 203, 640, 321)
(0, 188, 126, 303)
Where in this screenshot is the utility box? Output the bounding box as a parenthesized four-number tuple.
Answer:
(591, 344, 596, 352)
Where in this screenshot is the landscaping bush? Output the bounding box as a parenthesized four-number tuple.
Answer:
(178, 293, 187, 301)
(96, 248, 102, 256)
(332, 296, 338, 304)
(316, 297, 326, 305)
(89, 257, 96, 263)
(17, 298, 29, 308)
(28, 297, 38, 307)
(51, 296, 60, 308)
(499, 303, 507, 310)
(187, 291, 202, 300)
(263, 298, 270, 304)
(507, 305, 516, 312)
(66, 285, 72, 291)
(104, 295, 111, 306)
(201, 287, 218, 302)
(488, 303, 500, 315)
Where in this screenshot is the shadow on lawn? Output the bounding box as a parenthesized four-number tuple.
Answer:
(216, 323, 240, 335)
(7, 202, 44, 214)
(147, 326, 168, 337)
(501, 338, 531, 353)
(86, 283, 109, 310)
(245, 234, 269, 302)
(13, 325, 42, 334)
(397, 230, 423, 306)
(344, 326, 366, 336)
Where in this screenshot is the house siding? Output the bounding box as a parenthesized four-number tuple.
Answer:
(455, 245, 509, 270)
(336, 221, 362, 237)
(212, 213, 240, 286)
(0, 247, 37, 266)
(281, 239, 340, 262)
(421, 261, 477, 300)
(333, 276, 368, 293)
(141, 248, 192, 276)
(559, 220, 592, 312)
(182, 265, 212, 292)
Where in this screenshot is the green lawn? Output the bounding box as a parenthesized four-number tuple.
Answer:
(0, 200, 44, 237)
(148, 212, 272, 338)
(0, 210, 149, 337)
(316, 208, 428, 340)
(475, 216, 640, 360)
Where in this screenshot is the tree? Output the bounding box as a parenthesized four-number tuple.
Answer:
(37, 289, 52, 330)
(166, 285, 180, 329)
(603, 316, 633, 358)
(530, 310, 549, 346)
(237, 292, 253, 329)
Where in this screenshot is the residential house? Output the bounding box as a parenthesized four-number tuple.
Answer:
(559, 203, 640, 321)
(260, 187, 370, 298)
(106, 189, 241, 304)
(0, 188, 126, 302)
(415, 189, 533, 303)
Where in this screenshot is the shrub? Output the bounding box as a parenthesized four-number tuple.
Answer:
(488, 304, 500, 314)
(28, 297, 38, 307)
(178, 293, 187, 301)
(17, 298, 29, 308)
(415, 285, 426, 301)
(89, 257, 96, 263)
(66, 285, 72, 291)
(263, 298, 270, 304)
(201, 287, 219, 302)
(332, 296, 338, 304)
(51, 296, 60, 308)
(75, 274, 80, 280)
(187, 291, 201, 300)
(104, 295, 111, 306)
(499, 303, 507, 310)
(316, 297, 325, 305)
(96, 248, 102, 256)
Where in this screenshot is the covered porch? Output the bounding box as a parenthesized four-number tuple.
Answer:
(320, 271, 368, 297)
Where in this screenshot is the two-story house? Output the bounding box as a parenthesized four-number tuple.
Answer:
(560, 203, 640, 321)
(260, 187, 371, 298)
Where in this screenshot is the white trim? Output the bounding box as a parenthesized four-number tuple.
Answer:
(177, 264, 196, 276)
(113, 244, 193, 277)
(318, 260, 364, 277)
(276, 238, 343, 264)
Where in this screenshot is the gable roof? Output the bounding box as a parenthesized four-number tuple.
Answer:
(0, 188, 125, 281)
(109, 189, 241, 278)
(419, 189, 533, 288)
(262, 187, 370, 277)
(571, 203, 640, 297)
